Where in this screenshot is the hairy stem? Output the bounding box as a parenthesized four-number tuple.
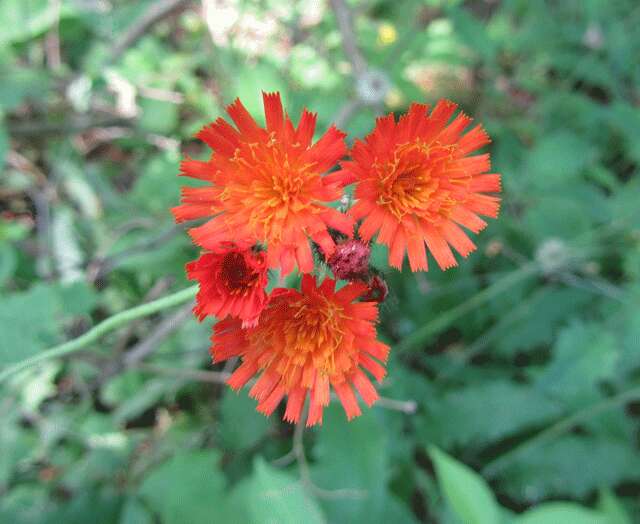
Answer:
(0, 285, 198, 384)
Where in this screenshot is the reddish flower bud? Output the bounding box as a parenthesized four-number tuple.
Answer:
(327, 239, 371, 280)
(361, 274, 388, 303)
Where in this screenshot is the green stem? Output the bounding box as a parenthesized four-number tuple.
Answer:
(0, 285, 198, 384)
(482, 384, 640, 478)
(394, 263, 538, 354)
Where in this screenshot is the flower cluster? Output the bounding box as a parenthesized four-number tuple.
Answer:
(173, 92, 501, 426)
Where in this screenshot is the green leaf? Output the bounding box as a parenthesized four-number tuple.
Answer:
(0, 284, 60, 366)
(232, 62, 288, 121)
(525, 132, 596, 188)
(535, 322, 618, 406)
(513, 502, 607, 524)
(138, 449, 228, 524)
(119, 497, 153, 524)
(0, 281, 97, 367)
(138, 97, 179, 135)
(312, 405, 417, 524)
(131, 151, 181, 215)
(219, 388, 272, 451)
(0, 0, 60, 45)
(0, 242, 17, 287)
(498, 436, 640, 500)
(0, 114, 7, 169)
(229, 457, 325, 524)
(428, 446, 500, 524)
(596, 489, 632, 524)
(422, 381, 562, 448)
(494, 287, 593, 355)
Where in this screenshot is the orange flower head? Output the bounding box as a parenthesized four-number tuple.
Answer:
(211, 274, 390, 426)
(173, 92, 354, 276)
(342, 100, 501, 271)
(186, 243, 268, 327)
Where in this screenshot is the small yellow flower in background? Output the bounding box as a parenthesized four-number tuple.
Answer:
(384, 87, 404, 109)
(377, 22, 397, 46)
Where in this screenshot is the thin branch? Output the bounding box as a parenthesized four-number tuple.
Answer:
(123, 302, 195, 368)
(334, 98, 362, 129)
(482, 384, 640, 478)
(8, 116, 134, 138)
(329, 0, 367, 75)
(135, 364, 417, 416)
(88, 223, 186, 282)
(109, 0, 192, 63)
(0, 286, 198, 383)
(376, 395, 417, 414)
(111, 278, 175, 355)
(136, 364, 231, 384)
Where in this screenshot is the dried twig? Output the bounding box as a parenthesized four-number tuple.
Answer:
(88, 223, 185, 282)
(109, 0, 192, 63)
(123, 302, 195, 368)
(8, 116, 134, 138)
(137, 363, 231, 384)
(329, 0, 366, 76)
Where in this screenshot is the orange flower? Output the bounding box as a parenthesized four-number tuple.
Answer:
(173, 92, 354, 275)
(342, 100, 501, 271)
(186, 243, 268, 327)
(211, 274, 389, 426)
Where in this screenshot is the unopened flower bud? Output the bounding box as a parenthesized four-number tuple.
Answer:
(328, 239, 371, 280)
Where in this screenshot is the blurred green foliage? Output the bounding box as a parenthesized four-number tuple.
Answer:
(1, 0, 639, 522)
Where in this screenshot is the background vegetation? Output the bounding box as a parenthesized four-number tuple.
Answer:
(1, 0, 639, 522)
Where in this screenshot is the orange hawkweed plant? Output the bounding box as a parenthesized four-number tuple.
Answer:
(212, 275, 389, 426)
(172, 92, 354, 275)
(342, 100, 501, 271)
(186, 243, 268, 327)
(174, 93, 501, 426)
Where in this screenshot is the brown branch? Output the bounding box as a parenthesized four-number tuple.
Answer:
(8, 116, 134, 138)
(329, 0, 367, 76)
(109, 0, 192, 63)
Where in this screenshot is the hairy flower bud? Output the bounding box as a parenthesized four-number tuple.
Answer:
(327, 239, 371, 280)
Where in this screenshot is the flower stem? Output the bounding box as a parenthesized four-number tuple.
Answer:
(0, 285, 198, 384)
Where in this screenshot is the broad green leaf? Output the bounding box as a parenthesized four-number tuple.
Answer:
(219, 388, 272, 451)
(119, 497, 153, 524)
(0, 114, 7, 169)
(131, 151, 181, 215)
(0, 243, 17, 287)
(422, 381, 562, 447)
(232, 62, 288, 120)
(494, 287, 593, 355)
(513, 502, 607, 524)
(535, 322, 618, 406)
(428, 446, 500, 524)
(312, 405, 417, 524)
(497, 436, 640, 500)
(596, 489, 632, 524)
(229, 457, 325, 524)
(0, 485, 51, 523)
(0, 281, 97, 367)
(138, 97, 179, 135)
(138, 449, 228, 524)
(0, 0, 60, 45)
(0, 284, 60, 366)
